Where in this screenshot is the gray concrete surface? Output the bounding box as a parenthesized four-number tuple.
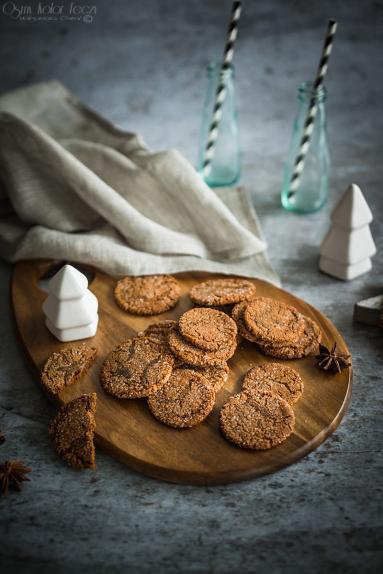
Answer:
(0, 0, 382, 572)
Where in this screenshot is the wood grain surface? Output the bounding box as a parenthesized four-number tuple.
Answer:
(11, 260, 352, 485)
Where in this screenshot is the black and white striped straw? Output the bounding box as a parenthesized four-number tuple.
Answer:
(202, 0, 242, 179)
(288, 19, 338, 199)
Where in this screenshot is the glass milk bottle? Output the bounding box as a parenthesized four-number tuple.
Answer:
(281, 82, 330, 213)
(198, 62, 240, 187)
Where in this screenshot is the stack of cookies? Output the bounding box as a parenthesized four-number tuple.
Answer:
(168, 308, 238, 367)
(188, 279, 321, 361)
(100, 307, 239, 429)
(143, 319, 230, 393)
(220, 363, 303, 450)
(231, 297, 321, 359)
(100, 326, 220, 430)
(143, 320, 231, 427)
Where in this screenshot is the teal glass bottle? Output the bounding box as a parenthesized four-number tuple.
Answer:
(281, 82, 330, 213)
(198, 62, 240, 187)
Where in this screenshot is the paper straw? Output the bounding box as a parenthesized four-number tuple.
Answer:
(288, 19, 338, 199)
(202, 0, 242, 178)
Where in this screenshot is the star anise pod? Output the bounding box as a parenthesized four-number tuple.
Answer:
(315, 342, 351, 374)
(0, 431, 5, 445)
(0, 460, 31, 495)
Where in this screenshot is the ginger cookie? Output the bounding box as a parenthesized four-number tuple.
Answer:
(244, 297, 305, 346)
(147, 368, 215, 428)
(189, 278, 256, 307)
(179, 308, 237, 351)
(168, 328, 237, 367)
(220, 391, 295, 450)
(242, 363, 303, 405)
(100, 336, 174, 399)
(196, 364, 229, 393)
(139, 319, 178, 352)
(258, 317, 321, 359)
(48, 393, 97, 470)
(231, 301, 258, 343)
(114, 275, 181, 315)
(140, 320, 182, 364)
(141, 320, 178, 345)
(178, 363, 229, 393)
(41, 344, 97, 396)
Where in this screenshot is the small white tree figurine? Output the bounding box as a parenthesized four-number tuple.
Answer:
(43, 264, 98, 342)
(319, 184, 376, 280)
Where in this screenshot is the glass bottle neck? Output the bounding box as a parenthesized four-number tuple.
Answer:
(207, 61, 234, 81)
(298, 81, 326, 103)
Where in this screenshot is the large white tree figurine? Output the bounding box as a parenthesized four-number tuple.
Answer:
(43, 264, 98, 342)
(319, 184, 376, 280)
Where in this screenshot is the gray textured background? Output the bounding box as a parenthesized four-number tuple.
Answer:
(0, 0, 382, 572)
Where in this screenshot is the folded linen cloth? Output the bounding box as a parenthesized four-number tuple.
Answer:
(0, 81, 279, 284)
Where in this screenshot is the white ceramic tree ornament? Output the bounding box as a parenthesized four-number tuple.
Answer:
(319, 184, 376, 280)
(43, 264, 98, 342)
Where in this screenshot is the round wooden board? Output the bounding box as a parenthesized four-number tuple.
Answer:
(11, 260, 352, 485)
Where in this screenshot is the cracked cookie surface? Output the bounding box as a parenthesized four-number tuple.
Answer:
(114, 275, 181, 315)
(179, 307, 237, 351)
(140, 320, 177, 345)
(147, 368, 215, 428)
(220, 391, 295, 450)
(242, 363, 303, 404)
(258, 316, 321, 359)
(189, 278, 256, 307)
(178, 363, 229, 393)
(100, 336, 174, 398)
(41, 344, 97, 396)
(244, 297, 305, 346)
(48, 393, 97, 470)
(231, 301, 258, 343)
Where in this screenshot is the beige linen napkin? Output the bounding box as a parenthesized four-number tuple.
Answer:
(0, 81, 279, 284)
